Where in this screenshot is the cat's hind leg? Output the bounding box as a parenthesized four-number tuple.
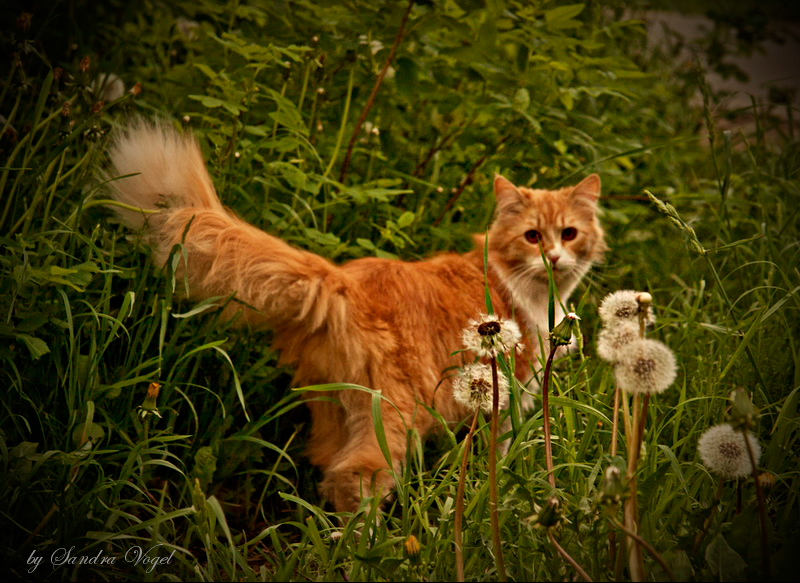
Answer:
(317, 393, 408, 513)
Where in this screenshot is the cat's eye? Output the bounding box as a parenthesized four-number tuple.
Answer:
(524, 230, 542, 244)
(562, 227, 578, 241)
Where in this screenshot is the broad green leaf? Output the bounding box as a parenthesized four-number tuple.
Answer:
(705, 533, 747, 581)
(545, 4, 585, 27)
(16, 333, 50, 359)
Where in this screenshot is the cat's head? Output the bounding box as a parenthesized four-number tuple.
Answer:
(486, 174, 607, 287)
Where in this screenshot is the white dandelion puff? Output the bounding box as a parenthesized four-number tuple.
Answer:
(614, 338, 677, 394)
(599, 290, 655, 327)
(698, 423, 761, 479)
(597, 321, 640, 362)
(453, 363, 509, 414)
(461, 313, 522, 358)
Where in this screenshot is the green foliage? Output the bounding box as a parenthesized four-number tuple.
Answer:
(1, 0, 798, 580)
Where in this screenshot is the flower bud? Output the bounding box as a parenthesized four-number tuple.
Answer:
(537, 496, 561, 528)
(727, 387, 757, 431)
(404, 534, 421, 563)
(550, 312, 580, 347)
(138, 381, 162, 420)
(598, 465, 625, 508)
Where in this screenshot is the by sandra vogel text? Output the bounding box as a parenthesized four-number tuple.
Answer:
(26, 544, 176, 574)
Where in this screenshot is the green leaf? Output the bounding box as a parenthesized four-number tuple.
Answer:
(513, 88, 530, 111)
(15, 313, 48, 333)
(344, 186, 410, 204)
(545, 4, 585, 28)
(559, 89, 574, 111)
(193, 446, 218, 489)
(71, 422, 105, 447)
(397, 211, 415, 228)
(193, 63, 218, 79)
(705, 533, 747, 581)
(188, 95, 245, 115)
(304, 228, 340, 247)
(16, 333, 50, 360)
(357, 238, 376, 250)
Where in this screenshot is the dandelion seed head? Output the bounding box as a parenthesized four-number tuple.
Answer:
(597, 322, 640, 362)
(698, 423, 761, 479)
(614, 338, 676, 394)
(599, 290, 655, 326)
(452, 363, 509, 414)
(461, 313, 522, 358)
(478, 320, 501, 337)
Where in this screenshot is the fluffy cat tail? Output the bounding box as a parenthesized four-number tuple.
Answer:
(106, 119, 223, 229)
(105, 120, 353, 335)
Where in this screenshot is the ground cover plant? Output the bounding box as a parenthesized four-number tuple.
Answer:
(1, 0, 798, 580)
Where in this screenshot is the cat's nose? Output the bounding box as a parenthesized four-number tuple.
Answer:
(549, 254, 560, 267)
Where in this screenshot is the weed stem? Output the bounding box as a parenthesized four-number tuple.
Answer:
(455, 409, 480, 582)
(546, 528, 593, 582)
(489, 356, 507, 581)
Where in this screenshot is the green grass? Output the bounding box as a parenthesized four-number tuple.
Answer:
(1, 0, 798, 580)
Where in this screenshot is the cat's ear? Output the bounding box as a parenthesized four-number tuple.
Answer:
(494, 174, 526, 213)
(570, 174, 601, 204)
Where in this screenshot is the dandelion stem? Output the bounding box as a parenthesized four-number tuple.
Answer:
(693, 478, 724, 554)
(742, 427, 771, 581)
(488, 356, 507, 581)
(624, 391, 645, 581)
(455, 409, 480, 582)
(608, 383, 621, 573)
(546, 528, 593, 583)
(541, 345, 558, 490)
(611, 385, 620, 457)
(608, 517, 675, 581)
(637, 394, 650, 447)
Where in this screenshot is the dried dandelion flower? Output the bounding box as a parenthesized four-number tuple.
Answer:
(614, 338, 676, 394)
(453, 363, 509, 414)
(461, 313, 522, 358)
(598, 290, 655, 327)
(596, 321, 640, 362)
(698, 423, 761, 479)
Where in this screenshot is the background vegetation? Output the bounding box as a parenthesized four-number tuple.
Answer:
(1, 0, 797, 580)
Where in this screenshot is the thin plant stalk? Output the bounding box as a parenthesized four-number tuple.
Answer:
(488, 356, 507, 581)
(611, 385, 620, 457)
(339, 0, 415, 183)
(608, 517, 675, 581)
(546, 528, 593, 583)
(455, 409, 481, 582)
(621, 293, 652, 580)
(608, 384, 621, 571)
(693, 478, 725, 553)
(624, 392, 645, 581)
(637, 394, 651, 448)
(742, 428, 771, 581)
(541, 345, 558, 490)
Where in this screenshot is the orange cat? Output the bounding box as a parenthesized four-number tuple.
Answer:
(106, 121, 606, 512)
